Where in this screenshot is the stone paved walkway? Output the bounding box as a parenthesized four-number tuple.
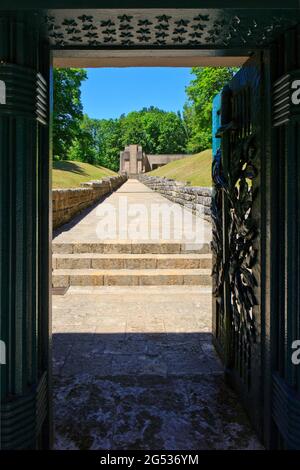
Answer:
(53, 286, 262, 450)
(52, 179, 262, 450)
(54, 179, 212, 244)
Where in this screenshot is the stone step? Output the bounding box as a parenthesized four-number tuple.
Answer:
(52, 241, 211, 255)
(53, 253, 212, 270)
(52, 268, 211, 287)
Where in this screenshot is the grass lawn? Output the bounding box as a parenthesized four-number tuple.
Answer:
(52, 161, 117, 188)
(148, 149, 212, 187)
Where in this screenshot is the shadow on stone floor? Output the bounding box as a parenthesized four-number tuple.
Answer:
(53, 332, 263, 450)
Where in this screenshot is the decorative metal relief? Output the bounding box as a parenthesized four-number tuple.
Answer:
(212, 59, 262, 425)
(44, 9, 300, 49)
(211, 148, 225, 302)
(212, 106, 259, 346)
(226, 134, 258, 343)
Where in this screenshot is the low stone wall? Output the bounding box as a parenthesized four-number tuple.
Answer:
(139, 175, 211, 221)
(53, 174, 127, 230)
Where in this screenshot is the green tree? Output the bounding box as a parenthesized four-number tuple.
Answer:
(67, 116, 122, 171)
(119, 107, 187, 154)
(93, 119, 122, 171)
(156, 111, 187, 153)
(184, 67, 238, 153)
(68, 107, 188, 172)
(53, 67, 236, 170)
(53, 68, 87, 160)
(67, 115, 97, 164)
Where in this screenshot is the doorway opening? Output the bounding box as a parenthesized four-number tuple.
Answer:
(51, 62, 262, 450)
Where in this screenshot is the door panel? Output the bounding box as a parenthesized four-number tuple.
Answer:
(269, 26, 300, 450)
(0, 13, 52, 449)
(212, 53, 263, 436)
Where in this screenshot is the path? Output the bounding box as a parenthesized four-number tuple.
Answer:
(52, 179, 262, 450)
(54, 179, 212, 243)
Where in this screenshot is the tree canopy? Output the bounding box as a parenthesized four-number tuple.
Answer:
(53, 67, 238, 170)
(183, 67, 238, 153)
(63, 106, 188, 171)
(119, 107, 187, 154)
(53, 68, 87, 160)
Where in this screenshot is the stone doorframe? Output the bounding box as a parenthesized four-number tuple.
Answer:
(1, 5, 300, 449)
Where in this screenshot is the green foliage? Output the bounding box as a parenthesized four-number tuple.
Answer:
(184, 67, 238, 153)
(66, 107, 188, 171)
(67, 116, 122, 171)
(53, 68, 87, 160)
(67, 115, 98, 165)
(119, 107, 187, 154)
(93, 119, 122, 171)
(53, 67, 238, 170)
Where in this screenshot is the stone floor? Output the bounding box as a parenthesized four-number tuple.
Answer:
(53, 286, 263, 450)
(54, 179, 212, 245)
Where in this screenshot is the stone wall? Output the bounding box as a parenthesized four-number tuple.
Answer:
(147, 154, 193, 169)
(53, 174, 127, 230)
(139, 175, 211, 221)
(119, 144, 194, 174)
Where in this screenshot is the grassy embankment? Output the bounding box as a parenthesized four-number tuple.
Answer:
(148, 149, 212, 187)
(53, 149, 212, 188)
(52, 161, 117, 188)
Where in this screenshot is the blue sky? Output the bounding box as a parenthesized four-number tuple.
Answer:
(81, 68, 192, 120)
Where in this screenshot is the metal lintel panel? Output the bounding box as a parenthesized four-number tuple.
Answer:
(0, 1, 299, 10)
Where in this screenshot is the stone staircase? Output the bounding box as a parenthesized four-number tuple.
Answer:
(52, 241, 212, 287)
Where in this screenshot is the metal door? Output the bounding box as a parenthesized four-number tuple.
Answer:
(0, 12, 52, 449)
(212, 53, 263, 436)
(269, 25, 300, 449)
